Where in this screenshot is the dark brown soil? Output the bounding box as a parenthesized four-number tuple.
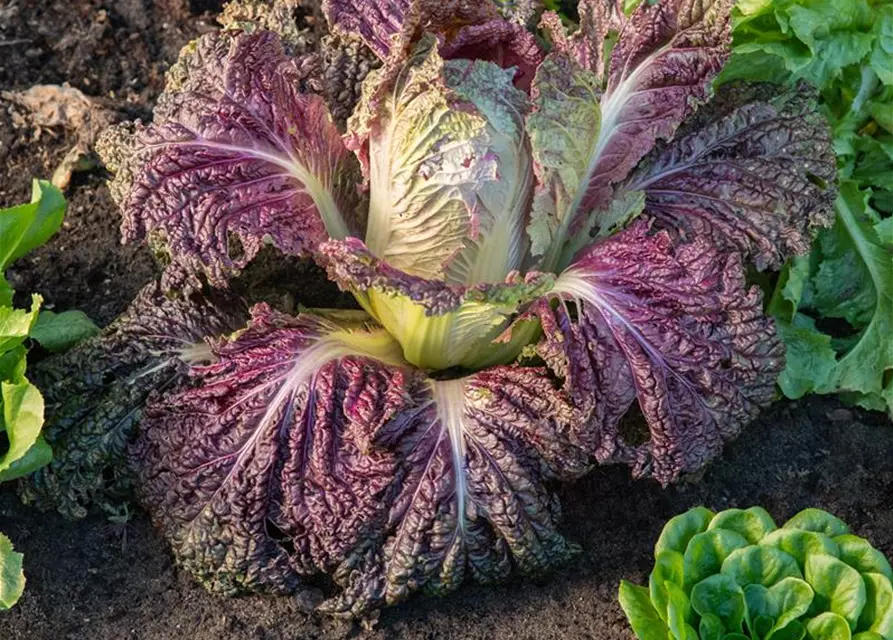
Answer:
(1, 3, 891, 640)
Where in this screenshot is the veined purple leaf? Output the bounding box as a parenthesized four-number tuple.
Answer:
(97, 30, 362, 287)
(133, 305, 408, 595)
(622, 83, 837, 270)
(527, 0, 732, 269)
(22, 281, 248, 519)
(540, 221, 783, 484)
(323, 366, 589, 615)
(596, 0, 732, 197)
(322, 0, 499, 62)
(134, 305, 587, 615)
(440, 20, 545, 90)
(539, 1, 627, 83)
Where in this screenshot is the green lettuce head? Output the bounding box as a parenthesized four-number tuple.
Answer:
(620, 506, 893, 640)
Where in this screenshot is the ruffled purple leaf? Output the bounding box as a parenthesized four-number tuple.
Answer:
(323, 366, 589, 616)
(622, 83, 837, 269)
(538, 221, 783, 484)
(21, 281, 248, 519)
(526, 0, 732, 268)
(322, 0, 499, 62)
(440, 20, 544, 90)
(318, 237, 553, 316)
(97, 30, 362, 287)
(593, 0, 732, 203)
(133, 306, 407, 595)
(540, 1, 627, 82)
(134, 304, 588, 615)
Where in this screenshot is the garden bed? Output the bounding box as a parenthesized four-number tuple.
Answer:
(1, 2, 891, 638)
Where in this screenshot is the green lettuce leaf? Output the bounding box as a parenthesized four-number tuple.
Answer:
(30, 310, 99, 353)
(0, 180, 66, 306)
(0, 533, 25, 610)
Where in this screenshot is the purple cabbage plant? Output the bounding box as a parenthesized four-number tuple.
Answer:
(39, 0, 838, 617)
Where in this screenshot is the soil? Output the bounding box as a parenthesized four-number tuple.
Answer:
(0, 2, 891, 640)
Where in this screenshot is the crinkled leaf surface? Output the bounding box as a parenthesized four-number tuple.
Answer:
(527, 0, 733, 269)
(349, 42, 531, 285)
(622, 83, 837, 270)
(97, 30, 361, 287)
(440, 20, 544, 90)
(20, 281, 248, 518)
(135, 304, 589, 616)
(322, 0, 498, 62)
(525, 52, 602, 266)
(536, 222, 782, 483)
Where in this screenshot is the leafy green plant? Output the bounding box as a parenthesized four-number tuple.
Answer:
(620, 506, 893, 640)
(0, 179, 96, 609)
(722, 0, 893, 416)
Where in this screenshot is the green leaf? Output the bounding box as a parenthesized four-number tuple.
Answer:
(30, 309, 100, 352)
(771, 578, 816, 632)
(700, 613, 725, 640)
(870, 5, 893, 85)
(0, 294, 41, 355)
(852, 632, 884, 640)
(806, 612, 854, 640)
(875, 217, 893, 246)
(0, 434, 51, 483)
(761, 529, 840, 570)
(817, 186, 893, 415)
(805, 554, 867, 630)
(691, 574, 747, 633)
(746, 583, 780, 627)
(666, 581, 694, 640)
(0, 179, 66, 284)
(785, 509, 851, 538)
(810, 200, 881, 328)
(722, 546, 803, 587)
(684, 529, 751, 590)
(619, 580, 670, 640)
(525, 52, 601, 268)
(0, 345, 27, 383)
(769, 255, 812, 322)
(0, 532, 25, 610)
(783, 0, 875, 86)
(709, 507, 778, 545)
(656, 507, 716, 557)
(651, 550, 686, 623)
(833, 535, 893, 581)
(775, 316, 839, 400)
(744, 578, 815, 638)
(773, 619, 807, 640)
(858, 573, 893, 637)
(0, 380, 49, 480)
